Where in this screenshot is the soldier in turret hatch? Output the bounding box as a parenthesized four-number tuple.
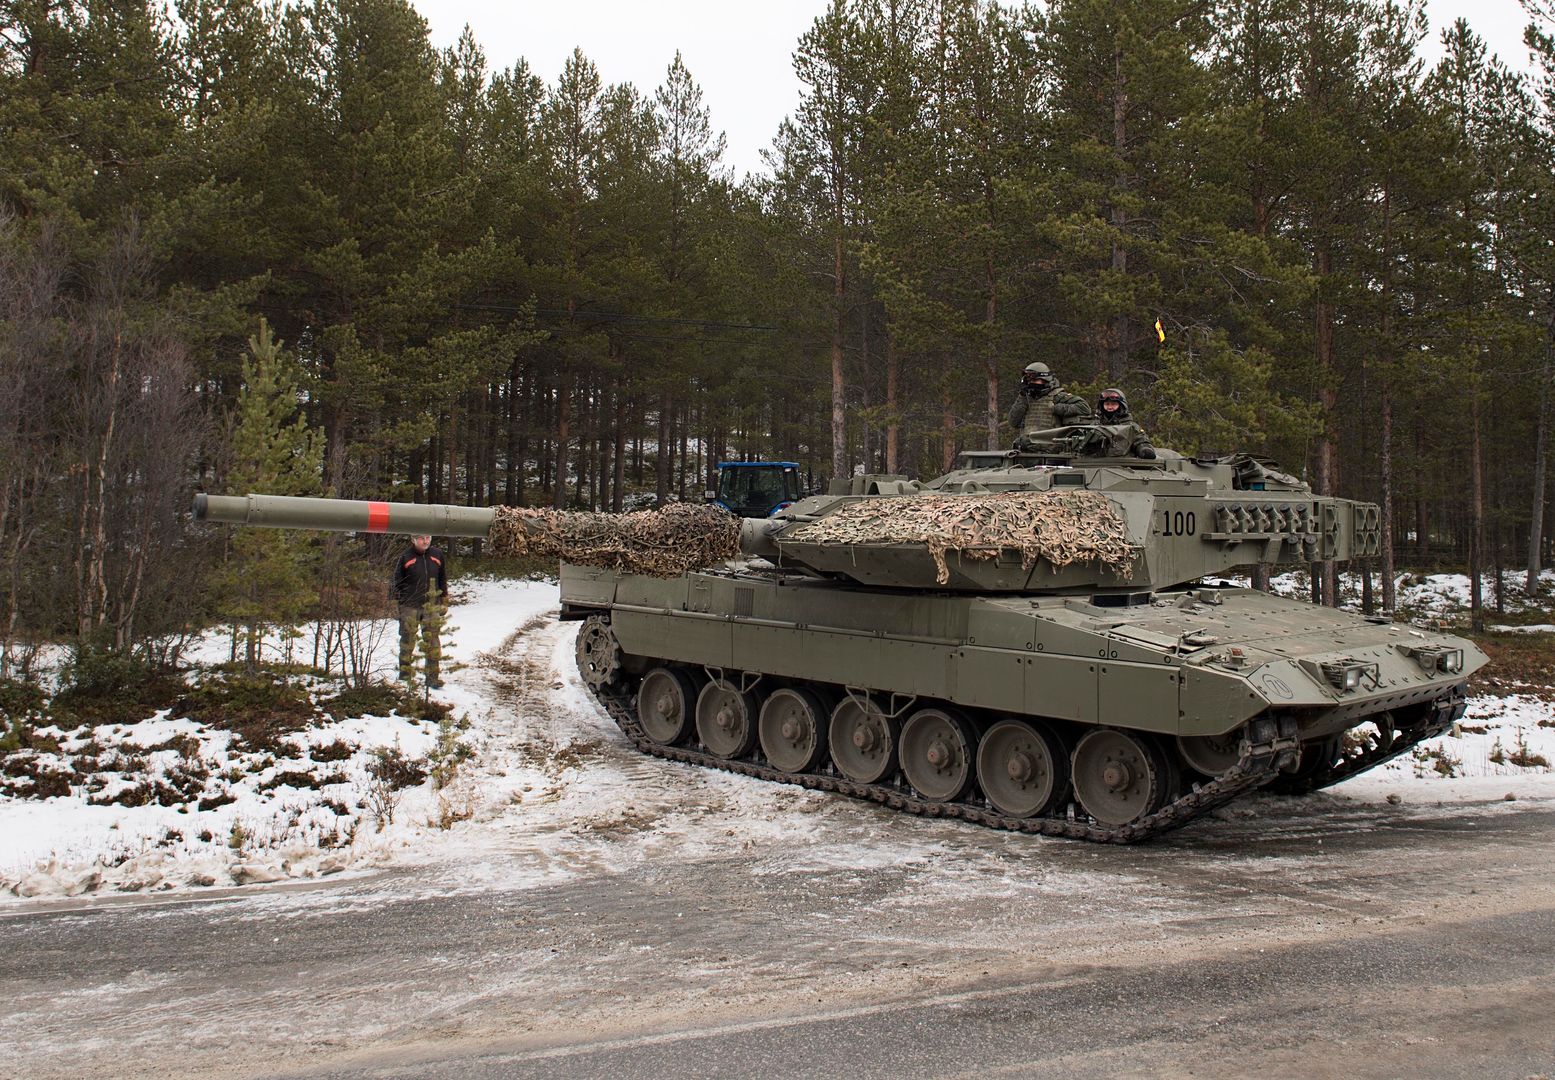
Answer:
(1007, 362, 1091, 442)
(1089, 387, 1156, 459)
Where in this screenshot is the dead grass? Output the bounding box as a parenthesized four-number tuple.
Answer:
(1470, 635, 1555, 701)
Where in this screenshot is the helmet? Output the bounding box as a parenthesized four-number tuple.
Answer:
(1097, 387, 1130, 421)
(1021, 362, 1056, 395)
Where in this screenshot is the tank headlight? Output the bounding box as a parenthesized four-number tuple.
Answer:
(1437, 648, 1463, 674)
(1317, 659, 1379, 692)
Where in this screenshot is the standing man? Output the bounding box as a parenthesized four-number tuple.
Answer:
(392, 534, 446, 689)
(1008, 362, 1092, 443)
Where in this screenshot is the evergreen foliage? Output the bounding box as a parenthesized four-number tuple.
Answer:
(210, 320, 323, 667)
(2, 0, 1553, 651)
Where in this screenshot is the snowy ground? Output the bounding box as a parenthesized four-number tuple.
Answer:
(1261, 566, 1555, 624)
(2, 573, 1552, 903)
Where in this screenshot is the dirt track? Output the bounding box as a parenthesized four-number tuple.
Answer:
(3, 618, 1553, 1079)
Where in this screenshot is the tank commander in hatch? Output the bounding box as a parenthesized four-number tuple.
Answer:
(1086, 387, 1156, 459)
(1007, 362, 1092, 439)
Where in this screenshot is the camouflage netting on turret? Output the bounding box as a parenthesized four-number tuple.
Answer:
(787, 491, 1135, 585)
(488, 503, 743, 577)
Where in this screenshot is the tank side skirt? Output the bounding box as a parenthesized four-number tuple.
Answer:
(609, 605, 1192, 733)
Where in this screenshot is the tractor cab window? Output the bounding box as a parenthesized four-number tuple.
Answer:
(717, 466, 800, 512)
(781, 467, 802, 501)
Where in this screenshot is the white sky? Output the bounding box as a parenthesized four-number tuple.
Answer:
(417, 0, 1542, 179)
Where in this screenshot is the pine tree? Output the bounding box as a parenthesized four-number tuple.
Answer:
(211, 319, 323, 668)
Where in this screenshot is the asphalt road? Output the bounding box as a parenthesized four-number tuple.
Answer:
(4, 796, 1554, 1080)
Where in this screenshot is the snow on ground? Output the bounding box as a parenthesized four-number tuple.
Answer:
(3, 574, 1553, 904)
(0, 578, 558, 898)
(1262, 568, 1555, 621)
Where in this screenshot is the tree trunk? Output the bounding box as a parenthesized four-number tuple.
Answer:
(504, 358, 520, 504)
(1528, 310, 1552, 596)
(1106, 37, 1131, 382)
(656, 390, 672, 507)
(1314, 244, 1338, 607)
(984, 254, 1000, 450)
(940, 384, 955, 474)
(1379, 181, 1397, 612)
(1470, 388, 1484, 632)
(1380, 383, 1396, 611)
(831, 232, 847, 482)
(552, 372, 570, 510)
(885, 330, 899, 474)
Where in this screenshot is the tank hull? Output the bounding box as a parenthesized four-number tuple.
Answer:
(561, 564, 1483, 840)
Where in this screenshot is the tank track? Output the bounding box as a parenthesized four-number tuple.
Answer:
(1274, 689, 1469, 796)
(590, 679, 1297, 844)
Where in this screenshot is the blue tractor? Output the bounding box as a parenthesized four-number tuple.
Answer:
(706, 461, 805, 518)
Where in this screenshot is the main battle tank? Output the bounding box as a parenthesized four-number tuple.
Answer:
(194, 431, 1485, 842)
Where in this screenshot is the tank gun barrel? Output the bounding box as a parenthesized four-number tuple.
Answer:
(193, 492, 783, 561)
(193, 492, 498, 538)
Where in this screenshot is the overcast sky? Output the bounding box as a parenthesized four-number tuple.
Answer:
(418, 0, 1543, 179)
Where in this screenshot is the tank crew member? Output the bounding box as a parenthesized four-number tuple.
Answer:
(1089, 387, 1156, 459)
(392, 533, 447, 688)
(1007, 362, 1091, 439)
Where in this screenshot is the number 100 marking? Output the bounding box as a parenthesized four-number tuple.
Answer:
(1162, 510, 1196, 536)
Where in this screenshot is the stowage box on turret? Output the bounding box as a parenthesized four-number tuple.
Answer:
(196, 429, 1484, 842)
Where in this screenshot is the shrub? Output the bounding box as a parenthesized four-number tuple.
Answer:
(173, 672, 316, 752)
(50, 648, 186, 728)
(428, 714, 474, 790)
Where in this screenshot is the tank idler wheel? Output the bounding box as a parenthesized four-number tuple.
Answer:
(829, 697, 899, 785)
(1071, 729, 1168, 827)
(900, 707, 977, 802)
(637, 667, 698, 746)
(759, 687, 830, 774)
(1176, 726, 1246, 778)
(696, 679, 760, 760)
(977, 719, 1069, 818)
(575, 616, 624, 690)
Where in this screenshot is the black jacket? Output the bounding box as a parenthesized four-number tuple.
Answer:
(392, 546, 448, 606)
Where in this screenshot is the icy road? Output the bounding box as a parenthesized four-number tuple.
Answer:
(3, 584, 1554, 1079)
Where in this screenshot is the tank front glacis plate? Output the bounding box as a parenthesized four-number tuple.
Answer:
(560, 568, 1484, 741)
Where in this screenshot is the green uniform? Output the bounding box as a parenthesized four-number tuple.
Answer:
(1008, 387, 1091, 436)
(1087, 421, 1156, 459)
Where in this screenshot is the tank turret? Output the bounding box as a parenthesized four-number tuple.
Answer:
(194, 433, 1482, 842)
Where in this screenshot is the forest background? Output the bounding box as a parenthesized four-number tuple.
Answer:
(3, 0, 1555, 686)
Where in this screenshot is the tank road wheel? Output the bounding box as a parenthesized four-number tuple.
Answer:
(575, 616, 624, 689)
(1071, 729, 1167, 827)
(1176, 726, 1246, 778)
(829, 697, 899, 785)
(637, 667, 698, 746)
(758, 688, 830, 774)
(696, 679, 760, 760)
(900, 707, 977, 802)
(977, 720, 1070, 818)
